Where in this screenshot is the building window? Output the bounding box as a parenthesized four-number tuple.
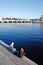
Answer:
(0, 21, 2, 23)
(9, 21, 12, 23)
(13, 21, 17, 23)
(22, 21, 25, 23)
(3, 21, 7, 23)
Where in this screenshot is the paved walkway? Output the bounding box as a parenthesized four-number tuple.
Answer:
(0, 51, 15, 65)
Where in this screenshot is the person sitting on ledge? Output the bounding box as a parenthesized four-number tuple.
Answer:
(10, 43, 24, 58)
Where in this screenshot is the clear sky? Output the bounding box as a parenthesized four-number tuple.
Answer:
(0, 0, 43, 19)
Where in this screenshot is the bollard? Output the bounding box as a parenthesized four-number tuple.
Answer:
(20, 48, 24, 58)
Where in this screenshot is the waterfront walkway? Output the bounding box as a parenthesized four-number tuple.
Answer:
(0, 40, 38, 65)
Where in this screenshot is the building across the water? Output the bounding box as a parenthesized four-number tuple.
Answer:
(30, 15, 43, 23)
(40, 15, 43, 22)
(30, 19, 40, 23)
(0, 15, 43, 23)
(0, 17, 32, 23)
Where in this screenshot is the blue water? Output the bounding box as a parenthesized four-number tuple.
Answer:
(0, 23, 43, 64)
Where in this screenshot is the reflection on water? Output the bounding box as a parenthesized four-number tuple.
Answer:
(0, 23, 43, 65)
(40, 24, 43, 34)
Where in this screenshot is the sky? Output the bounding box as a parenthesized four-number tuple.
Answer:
(0, 0, 43, 19)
